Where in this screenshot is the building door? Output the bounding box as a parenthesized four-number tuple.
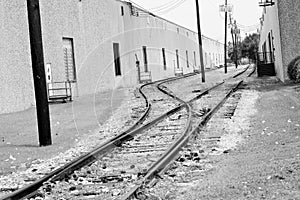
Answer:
(176, 49, 179, 68)
(186, 50, 189, 68)
(162, 48, 166, 70)
(63, 38, 76, 82)
(113, 43, 122, 76)
(193, 51, 197, 68)
(143, 46, 148, 72)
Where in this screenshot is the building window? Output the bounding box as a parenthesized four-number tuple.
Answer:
(176, 49, 180, 68)
(268, 31, 273, 62)
(143, 46, 148, 72)
(63, 38, 77, 82)
(162, 48, 167, 70)
(186, 50, 189, 68)
(262, 41, 268, 63)
(113, 43, 121, 76)
(121, 6, 124, 16)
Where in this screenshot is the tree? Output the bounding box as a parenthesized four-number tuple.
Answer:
(228, 41, 234, 62)
(228, 41, 242, 64)
(241, 33, 259, 61)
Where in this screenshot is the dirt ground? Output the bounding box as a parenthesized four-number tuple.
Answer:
(173, 77, 300, 199)
(0, 89, 127, 175)
(2, 69, 300, 199)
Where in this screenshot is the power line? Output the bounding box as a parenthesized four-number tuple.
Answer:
(155, 0, 187, 14)
(149, 0, 181, 11)
(129, 0, 187, 15)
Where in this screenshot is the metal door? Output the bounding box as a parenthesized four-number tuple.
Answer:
(63, 38, 76, 82)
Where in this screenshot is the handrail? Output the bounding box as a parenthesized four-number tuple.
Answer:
(48, 81, 72, 102)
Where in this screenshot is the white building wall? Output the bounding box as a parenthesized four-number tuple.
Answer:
(202, 36, 224, 68)
(0, 0, 225, 114)
(259, 0, 284, 81)
(0, 0, 34, 114)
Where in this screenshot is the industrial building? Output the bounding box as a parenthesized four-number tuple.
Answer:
(259, 0, 300, 81)
(0, 0, 224, 114)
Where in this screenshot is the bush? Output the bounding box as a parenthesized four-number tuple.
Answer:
(287, 56, 300, 82)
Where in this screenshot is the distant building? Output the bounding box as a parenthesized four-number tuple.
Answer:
(0, 0, 224, 114)
(259, 0, 300, 81)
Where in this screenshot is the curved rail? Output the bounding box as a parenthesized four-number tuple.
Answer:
(232, 64, 251, 78)
(247, 64, 256, 77)
(123, 66, 251, 199)
(1, 73, 200, 200)
(121, 72, 248, 199)
(2, 67, 250, 200)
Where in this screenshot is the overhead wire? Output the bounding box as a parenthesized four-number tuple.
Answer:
(149, 0, 181, 11)
(129, 0, 258, 34)
(155, 0, 187, 14)
(129, 0, 187, 15)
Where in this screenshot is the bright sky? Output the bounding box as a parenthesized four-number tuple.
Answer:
(131, 0, 263, 42)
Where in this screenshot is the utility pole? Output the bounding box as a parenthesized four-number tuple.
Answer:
(27, 0, 52, 146)
(195, 0, 205, 82)
(224, 0, 228, 74)
(230, 14, 235, 67)
(234, 20, 238, 68)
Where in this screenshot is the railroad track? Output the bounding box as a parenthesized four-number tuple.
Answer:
(129, 64, 256, 199)
(0, 65, 254, 200)
(0, 72, 198, 200)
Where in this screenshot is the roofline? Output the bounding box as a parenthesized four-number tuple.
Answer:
(117, 0, 224, 45)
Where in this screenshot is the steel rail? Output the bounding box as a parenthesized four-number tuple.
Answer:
(1, 66, 250, 200)
(232, 64, 250, 78)
(121, 79, 245, 199)
(247, 64, 256, 77)
(1, 81, 154, 200)
(1, 72, 200, 200)
(122, 66, 251, 199)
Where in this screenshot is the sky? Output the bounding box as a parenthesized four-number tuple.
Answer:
(130, 0, 263, 42)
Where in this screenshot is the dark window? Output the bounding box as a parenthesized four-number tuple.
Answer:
(143, 46, 148, 72)
(186, 50, 189, 68)
(262, 42, 267, 63)
(268, 31, 273, 62)
(162, 48, 166, 70)
(63, 38, 77, 82)
(121, 6, 124, 16)
(113, 43, 121, 76)
(176, 49, 179, 68)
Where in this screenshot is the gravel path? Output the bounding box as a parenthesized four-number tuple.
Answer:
(149, 76, 300, 199)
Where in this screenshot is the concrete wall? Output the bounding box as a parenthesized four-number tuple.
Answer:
(259, 0, 300, 81)
(0, 0, 224, 114)
(0, 0, 34, 114)
(259, 0, 284, 81)
(121, 4, 201, 81)
(277, 0, 300, 80)
(202, 36, 224, 68)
